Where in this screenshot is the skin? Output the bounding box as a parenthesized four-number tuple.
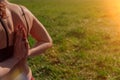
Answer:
(0, 0, 52, 79)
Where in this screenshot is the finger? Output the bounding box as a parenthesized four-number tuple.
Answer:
(15, 31, 21, 43)
(14, 27, 19, 41)
(14, 31, 24, 48)
(21, 27, 27, 41)
(17, 25, 24, 41)
(14, 29, 23, 47)
(21, 41, 28, 57)
(25, 40, 29, 49)
(18, 26, 26, 42)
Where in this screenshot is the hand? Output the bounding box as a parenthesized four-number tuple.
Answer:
(13, 25, 29, 60)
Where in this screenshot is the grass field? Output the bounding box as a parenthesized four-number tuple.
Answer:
(9, 0, 120, 80)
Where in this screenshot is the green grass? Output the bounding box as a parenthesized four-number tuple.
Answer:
(9, 0, 120, 80)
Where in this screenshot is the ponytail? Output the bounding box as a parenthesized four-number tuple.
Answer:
(0, 2, 7, 19)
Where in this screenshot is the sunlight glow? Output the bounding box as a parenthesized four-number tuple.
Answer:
(104, 0, 120, 25)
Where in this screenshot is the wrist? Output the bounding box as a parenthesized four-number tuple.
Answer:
(27, 49, 32, 57)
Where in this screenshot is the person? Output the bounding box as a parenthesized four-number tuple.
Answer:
(0, 0, 53, 80)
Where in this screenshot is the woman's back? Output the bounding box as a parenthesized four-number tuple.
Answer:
(0, 2, 33, 49)
(0, 2, 32, 79)
(0, 3, 13, 49)
(0, 1, 52, 79)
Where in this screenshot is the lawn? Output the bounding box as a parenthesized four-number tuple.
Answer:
(9, 0, 120, 80)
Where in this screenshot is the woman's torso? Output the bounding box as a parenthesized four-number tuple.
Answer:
(0, 2, 33, 79)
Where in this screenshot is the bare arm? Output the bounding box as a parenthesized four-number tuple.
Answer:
(0, 57, 19, 77)
(28, 15, 52, 57)
(0, 25, 28, 77)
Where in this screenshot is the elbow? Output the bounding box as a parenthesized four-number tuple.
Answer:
(48, 39, 53, 48)
(46, 36, 53, 48)
(37, 37, 53, 48)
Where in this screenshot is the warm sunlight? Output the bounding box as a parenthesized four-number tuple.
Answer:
(104, 0, 120, 26)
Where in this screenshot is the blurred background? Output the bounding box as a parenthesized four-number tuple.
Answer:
(9, 0, 120, 80)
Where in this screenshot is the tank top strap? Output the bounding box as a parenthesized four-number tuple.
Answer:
(19, 5, 29, 37)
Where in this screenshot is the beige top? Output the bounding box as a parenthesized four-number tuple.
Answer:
(0, 2, 33, 79)
(0, 3, 33, 49)
(0, 1, 52, 79)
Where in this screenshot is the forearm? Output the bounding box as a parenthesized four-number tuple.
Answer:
(0, 57, 19, 77)
(28, 42, 52, 57)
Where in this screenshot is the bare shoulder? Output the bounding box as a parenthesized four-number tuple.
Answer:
(7, 3, 34, 31)
(7, 3, 20, 13)
(7, 3, 33, 18)
(19, 5, 34, 30)
(20, 5, 34, 21)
